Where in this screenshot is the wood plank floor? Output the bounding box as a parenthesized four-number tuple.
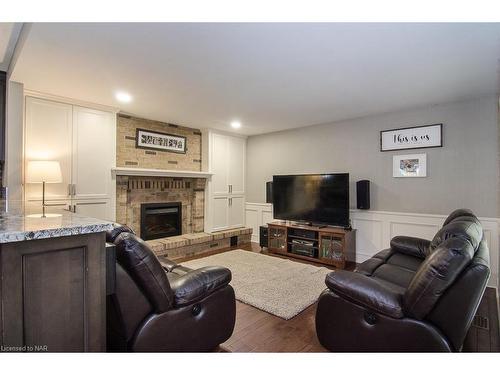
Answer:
(176, 242, 499, 352)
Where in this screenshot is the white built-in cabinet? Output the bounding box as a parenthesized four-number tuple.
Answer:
(24, 96, 116, 220)
(203, 131, 246, 232)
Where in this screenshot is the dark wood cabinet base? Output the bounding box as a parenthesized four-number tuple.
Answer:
(0, 233, 106, 352)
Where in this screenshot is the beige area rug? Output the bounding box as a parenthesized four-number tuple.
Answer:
(182, 250, 331, 320)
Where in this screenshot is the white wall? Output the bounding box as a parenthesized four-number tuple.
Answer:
(5, 81, 24, 203)
(245, 202, 499, 288)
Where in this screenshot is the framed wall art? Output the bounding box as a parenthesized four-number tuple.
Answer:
(381, 123, 442, 151)
(136, 128, 187, 154)
(393, 153, 427, 178)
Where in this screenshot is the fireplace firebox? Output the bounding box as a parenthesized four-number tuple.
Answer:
(140, 202, 182, 240)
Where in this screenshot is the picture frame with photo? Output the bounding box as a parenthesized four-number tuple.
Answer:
(393, 153, 427, 178)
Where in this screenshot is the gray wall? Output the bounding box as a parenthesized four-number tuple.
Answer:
(246, 95, 499, 218)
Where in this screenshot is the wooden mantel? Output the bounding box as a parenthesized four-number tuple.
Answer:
(111, 167, 213, 178)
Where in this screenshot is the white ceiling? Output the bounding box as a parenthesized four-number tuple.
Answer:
(11, 23, 500, 135)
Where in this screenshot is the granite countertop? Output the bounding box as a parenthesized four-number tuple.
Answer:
(0, 205, 114, 243)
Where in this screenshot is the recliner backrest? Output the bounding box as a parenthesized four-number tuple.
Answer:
(107, 263, 154, 350)
(429, 215, 482, 253)
(114, 232, 174, 313)
(106, 224, 135, 243)
(403, 237, 475, 319)
(442, 208, 476, 227)
(426, 239, 490, 351)
(404, 212, 484, 320)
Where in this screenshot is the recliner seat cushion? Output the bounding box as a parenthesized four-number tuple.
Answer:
(355, 249, 422, 289)
(386, 252, 423, 272)
(372, 264, 416, 289)
(355, 249, 392, 276)
(115, 232, 174, 313)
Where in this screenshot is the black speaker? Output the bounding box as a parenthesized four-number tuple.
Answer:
(259, 225, 269, 248)
(266, 181, 273, 204)
(356, 180, 370, 209)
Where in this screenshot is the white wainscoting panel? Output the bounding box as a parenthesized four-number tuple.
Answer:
(245, 202, 499, 288)
(351, 218, 383, 262)
(245, 203, 274, 243)
(245, 207, 260, 243)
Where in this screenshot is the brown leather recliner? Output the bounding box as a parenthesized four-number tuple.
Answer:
(315, 209, 490, 352)
(106, 225, 236, 352)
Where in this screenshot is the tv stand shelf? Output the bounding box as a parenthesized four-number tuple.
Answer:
(267, 221, 355, 269)
(288, 234, 319, 242)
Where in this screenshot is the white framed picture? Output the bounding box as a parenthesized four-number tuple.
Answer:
(393, 153, 427, 178)
(381, 123, 442, 151)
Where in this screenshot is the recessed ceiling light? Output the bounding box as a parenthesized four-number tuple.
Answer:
(115, 91, 132, 103)
(231, 121, 241, 129)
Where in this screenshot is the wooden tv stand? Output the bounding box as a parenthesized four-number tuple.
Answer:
(266, 221, 355, 269)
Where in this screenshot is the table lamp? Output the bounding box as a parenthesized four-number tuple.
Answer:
(26, 160, 63, 218)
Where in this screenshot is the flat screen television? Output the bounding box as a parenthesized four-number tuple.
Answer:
(272, 173, 349, 227)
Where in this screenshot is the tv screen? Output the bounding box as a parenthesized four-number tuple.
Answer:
(272, 173, 349, 227)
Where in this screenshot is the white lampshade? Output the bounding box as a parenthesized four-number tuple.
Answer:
(26, 161, 63, 183)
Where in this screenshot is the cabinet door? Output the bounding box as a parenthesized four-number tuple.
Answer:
(210, 133, 230, 195)
(211, 196, 230, 231)
(24, 199, 71, 216)
(72, 106, 115, 200)
(25, 97, 73, 201)
(0, 233, 106, 351)
(227, 136, 245, 195)
(228, 195, 245, 228)
(73, 200, 111, 221)
(268, 226, 287, 253)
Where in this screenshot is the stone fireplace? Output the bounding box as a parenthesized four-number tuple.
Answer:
(116, 175, 205, 238)
(115, 114, 206, 237)
(114, 114, 252, 257)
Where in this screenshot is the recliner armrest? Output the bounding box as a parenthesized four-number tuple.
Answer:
(325, 271, 404, 319)
(390, 236, 430, 259)
(169, 266, 232, 307)
(159, 258, 180, 272)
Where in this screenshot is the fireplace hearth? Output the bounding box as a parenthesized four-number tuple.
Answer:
(140, 202, 182, 240)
